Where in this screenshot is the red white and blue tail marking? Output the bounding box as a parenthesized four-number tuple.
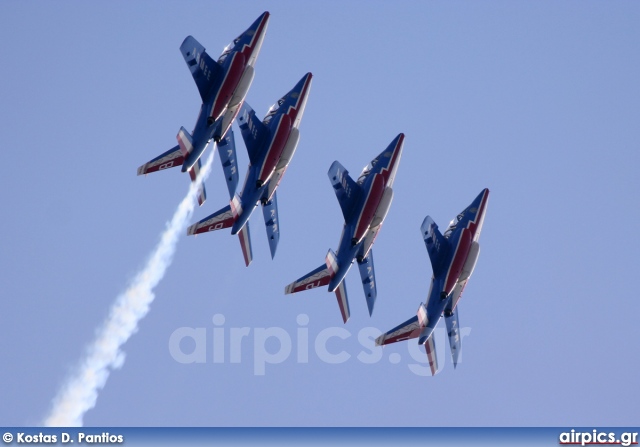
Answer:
(187, 158, 207, 206)
(424, 334, 439, 376)
(237, 224, 253, 267)
(334, 280, 350, 324)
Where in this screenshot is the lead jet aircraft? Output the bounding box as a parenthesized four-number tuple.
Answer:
(186, 72, 313, 266)
(137, 12, 270, 206)
(375, 188, 490, 375)
(284, 134, 405, 323)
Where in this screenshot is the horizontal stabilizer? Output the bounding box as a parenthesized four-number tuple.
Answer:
(180, 36, 223, 103)
(285, 263, 333, 294)
(187, 158, 207, 206)
(445, 307, 462, 369)
(421, 216, 448, 276)
(375, 303, 427, 346)
(137, 145, 184, 176)
(237, 102, 268, 166)
(334, 280, 350, 324)
(187, 205, 234, 235)
(237, 223, 253, 266)
(327, 161, 360, 222)
(357, 251, 377, 316)
(217, 130, 239, 199)
(262, 192, 279, 258)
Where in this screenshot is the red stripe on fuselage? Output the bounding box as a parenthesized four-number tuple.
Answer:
(258, 113, 292, 183)
(353, 174, 385, 243)
(256, 75, 312, 183)
(442, 189, 490, 295)
(467, 189, 489, 241)
(443, 229, 472, 295)
(378, 134, 404, 184)
(240, 14, 269, 60)
(210, 52, 246, 122)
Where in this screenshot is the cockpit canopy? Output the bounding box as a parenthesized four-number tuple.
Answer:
(263, 97, 286, 125)
(357, 157, 379, 184)
(443, 213, 465, 239)
(217, 37, 240, 64)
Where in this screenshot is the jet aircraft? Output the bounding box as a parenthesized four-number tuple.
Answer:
(186, 72, 313, 266)
(137, 12, 270, 206)
(284, 134, 405, 323)
(375, 188, 490, 375)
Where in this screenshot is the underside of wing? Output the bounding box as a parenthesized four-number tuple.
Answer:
(358, 251, 377, 316)
(137, 145, 184, 175)
(445, 307, 462, 369)
(262, 192, 279, 258)
(285, 264, 332, 294)
(217, 130, 239, 199)
(376, 303, 427, 346)
(187, 205, 234, 235)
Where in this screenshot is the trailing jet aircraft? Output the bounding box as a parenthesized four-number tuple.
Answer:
(186, 72, 313, 266)
(284, 134, 405, 323)
(137, 12, 270, 206)
(375, 188, 490, 375)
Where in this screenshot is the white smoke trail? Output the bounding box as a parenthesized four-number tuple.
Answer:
(43, 148, 216, 427)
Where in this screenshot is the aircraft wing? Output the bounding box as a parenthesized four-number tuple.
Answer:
(445, 307, 462, 369)
(217, 130, 239, 199)
(137, 145, 184, 175)
(262, 192, 279, 259)
(179, 36, 223, 103)
(237, 102, 268, 166)
(327, 161, 360, 221)
(375, 303, 428, 346)
(357, 251, 377, 316)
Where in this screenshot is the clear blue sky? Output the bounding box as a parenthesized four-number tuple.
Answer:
(1, 1, 639, 426)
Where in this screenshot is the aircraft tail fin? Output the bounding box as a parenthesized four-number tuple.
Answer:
(357, 251, 377, 316)
(187, 157, 207, 206)
(177, 127, 195, 157)
(445, 308, 462, 369)
(327, 161, 360, 221)
(262, 192, 280, 258)
(217, 130, 239, 199)
(334, 279, 350, 324)
(421, 216, 448, 276)
(180, 36, 223, 103)
(423, 332, 439, 376)
(237, 222, 253, 266)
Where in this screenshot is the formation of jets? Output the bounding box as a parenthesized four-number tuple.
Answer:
(137, 12, 489, 375)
